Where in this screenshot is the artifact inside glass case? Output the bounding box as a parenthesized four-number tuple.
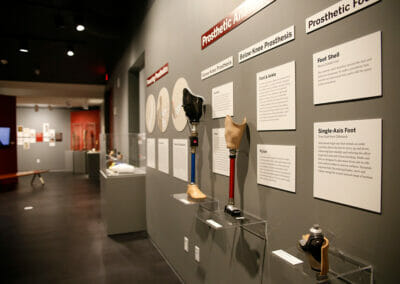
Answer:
(182, 88, 206, 200)
(106, 149, 135, 174)
(224, 115, 247, 217)
(298, 224, 329, 278)
(100, 133, 146, 176)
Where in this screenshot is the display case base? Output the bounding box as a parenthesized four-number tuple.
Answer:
(271, 246, 373, 283)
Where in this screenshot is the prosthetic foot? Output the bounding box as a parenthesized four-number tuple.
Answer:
(299, 224, 329, 278)
(187, 183, 206, 200)
(182, 88, 207, 200)
(224, 115, 247, 217)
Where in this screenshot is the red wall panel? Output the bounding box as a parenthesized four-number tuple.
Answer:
(0, 95, 17, 184)
(70, 110, 100, 151)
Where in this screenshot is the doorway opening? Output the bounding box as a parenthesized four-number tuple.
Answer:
(128, 52, 145, 166)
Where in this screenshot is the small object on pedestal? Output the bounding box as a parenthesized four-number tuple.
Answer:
(299, 224, 329, 279)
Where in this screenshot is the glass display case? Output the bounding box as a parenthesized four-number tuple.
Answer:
(270, 245, 373, 283)
(100, 133, 146, 176)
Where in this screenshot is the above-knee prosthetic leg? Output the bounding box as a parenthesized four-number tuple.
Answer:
(182, 88, 206, 200)
(224, 115, 247, 217)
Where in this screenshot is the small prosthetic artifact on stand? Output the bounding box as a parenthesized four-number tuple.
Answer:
(224, 115, 247, 217)
(182, 88, 206, 200)
(299, 224, 329, 279)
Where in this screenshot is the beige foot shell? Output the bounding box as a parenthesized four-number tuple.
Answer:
(187, 183, 206, 200)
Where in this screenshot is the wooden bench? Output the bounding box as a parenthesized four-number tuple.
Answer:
(0, 170, 49, 185)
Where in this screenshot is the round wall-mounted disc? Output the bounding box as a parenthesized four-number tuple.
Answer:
(171, 77, 189, 131)
(145, 94, 156, 133)
(157, 87, 170, 132)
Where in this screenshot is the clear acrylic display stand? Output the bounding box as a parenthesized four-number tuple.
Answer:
(270, 245, 373, 283)
(171, 192, 266, 238)
(196, 204, 267, 239)
(171, 193, 218, 207)
(171, 192, 267, 283)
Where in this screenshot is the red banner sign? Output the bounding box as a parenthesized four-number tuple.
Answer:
(147, 63, 169, 87)
(201, 0, 275, 50)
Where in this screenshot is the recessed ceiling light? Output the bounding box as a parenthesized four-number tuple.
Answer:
(19, 40, 29, 53)
(0, 59, 8, 65)
(67, 45, 75, 56)
(24, 206, 34, 210)
(76, 24, 85, 31)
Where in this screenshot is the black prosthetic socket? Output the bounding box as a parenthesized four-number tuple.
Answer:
(299, 224, 325, 264)
(183, 88, 204, 123)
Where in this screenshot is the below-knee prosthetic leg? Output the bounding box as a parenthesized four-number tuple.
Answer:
(183, 88, 206, 200)
(224, 115, 247, 217)
(299, 224, 329, 278)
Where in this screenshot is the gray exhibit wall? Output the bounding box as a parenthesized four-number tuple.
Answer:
(111, 0, 400, 283)
(17, 107, 71, 171)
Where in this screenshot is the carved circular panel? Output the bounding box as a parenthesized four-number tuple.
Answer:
(171, 77, 189, 132)
(157, 87, 170, 132)
(145, 94, 156, 133)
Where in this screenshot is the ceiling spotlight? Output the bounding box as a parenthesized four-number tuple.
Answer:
(67, 46, 74, 56)
(0, 59, 8, 65)
(75, 15, 85, 31)
(76, 24, 85, 31)
(19, 40, 29, 53)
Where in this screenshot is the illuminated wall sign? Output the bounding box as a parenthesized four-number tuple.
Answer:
(147, 63, 169, 87)
(201, 0, 275, 50)
(306, 0, 381, 34)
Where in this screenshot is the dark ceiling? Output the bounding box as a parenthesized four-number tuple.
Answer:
(0, 0, 149, 84)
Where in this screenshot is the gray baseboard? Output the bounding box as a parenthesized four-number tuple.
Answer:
(148, 234, 185, 284)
